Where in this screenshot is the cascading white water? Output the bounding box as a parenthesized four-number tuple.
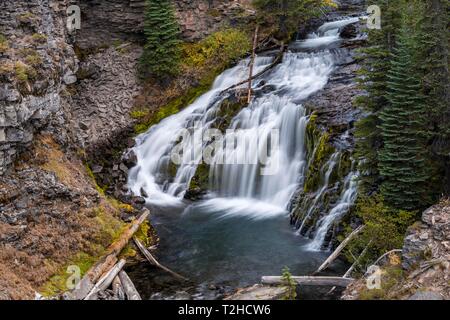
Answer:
(127, 57, 273, 206)
(128, 16, 360, 230)
(306, 170, 359, 251)
(297, 152, 340, 234)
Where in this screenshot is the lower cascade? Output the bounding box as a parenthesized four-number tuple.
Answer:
(127, 16, 362, 289)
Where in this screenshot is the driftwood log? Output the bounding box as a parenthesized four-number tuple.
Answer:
(134, 237, 188, 281)
(315, 225, 365, 274)
(85, 259, 126, 300)
(112, 275, 125, 300)
(69, 209, 150, 299)
(261, 276, 354, 287)
(118, 270, 142, 300)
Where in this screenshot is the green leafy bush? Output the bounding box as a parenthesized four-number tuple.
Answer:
(182, 29, 251, 71)
(343, 194, 417, 269)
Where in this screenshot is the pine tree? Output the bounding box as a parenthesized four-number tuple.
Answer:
(140, 0, 181, 78)
(378, 24, 430, 210)
(354, 0, 403, 194)
(417, 0, 450, 192)
(252, 0, 336, 39)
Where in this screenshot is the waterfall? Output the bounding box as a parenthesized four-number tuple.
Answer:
(128, 57, 273, 206)
(128, 16, 360, 233)
(306, 171, 359, 251)
(297, 152, 340, 234)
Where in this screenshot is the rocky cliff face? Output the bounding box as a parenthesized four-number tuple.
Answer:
(0, 0, 78, 175)
(76, 0, 254, 49)
(0, 0, 252, 177)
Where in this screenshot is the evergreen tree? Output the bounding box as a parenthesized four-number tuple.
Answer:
(354, 0, 403, 194)
(252, 0, 336, 39)
(378, 24, 430, 210)
(417, 0, 450, 192)
(140, 0, 181, 78)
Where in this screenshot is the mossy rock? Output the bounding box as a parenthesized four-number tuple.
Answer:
(213, 93, 248, 132)
(303, 130, 335, 193)
(185, 162, 210, 200)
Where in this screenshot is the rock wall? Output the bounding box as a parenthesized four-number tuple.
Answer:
(0, 0, 253, 177)
(0, 0, 78, 175)
(76, 0, 254, 49)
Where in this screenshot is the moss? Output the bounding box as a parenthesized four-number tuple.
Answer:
(0, 34, 9, 53)
(31, 33, 47, 44)
(40, 252, 98, 297)
(85, 164, 107, 195)
(188, 162, 210, 192)
(130, 109, 149, 119)
(25, 52, 43, 66)
(208, 8, 221, 17)
(134, 220, 152, 247)
(182, 29, 251, 70)
(92, 206, 127, 246)
(133, 74, 216, 134)
(214, 96, 248, 132)
(17, 12, 38, 24)
(303, 131, 335, 193)
(14, 61, 36, 83)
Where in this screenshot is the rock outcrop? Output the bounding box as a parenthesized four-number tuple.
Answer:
(342, 200, 450, 300)
(0, 0, 254, 177)
(0, 0, 77, 175)
(76, 0, 254, 49)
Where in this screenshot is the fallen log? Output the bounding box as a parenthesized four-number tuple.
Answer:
(368, 249, 402, 270)
(221, 44, 286, 95)
(247, 26, 259, 103)
(85, 259, 126, 300)
(315, 225, 365, 274)
(69, 209, 150, 299)
(327, 240, 373, 295)
(344, 240, 373, 278)
(261, 276, 354, 287)
(112, 275, 125, 300)
(133, 237, 188, 281)
(118, 270, 142, 300)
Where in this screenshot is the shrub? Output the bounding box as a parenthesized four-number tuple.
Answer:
(182, 29, 251, 71)
(343, 194, 417, 270)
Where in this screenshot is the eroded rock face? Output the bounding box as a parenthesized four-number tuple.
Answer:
(0, 0, 78, 175)
(342, 201, 450, 300)
(76, 0, 254, 49)
(402, 202, 450, 271)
